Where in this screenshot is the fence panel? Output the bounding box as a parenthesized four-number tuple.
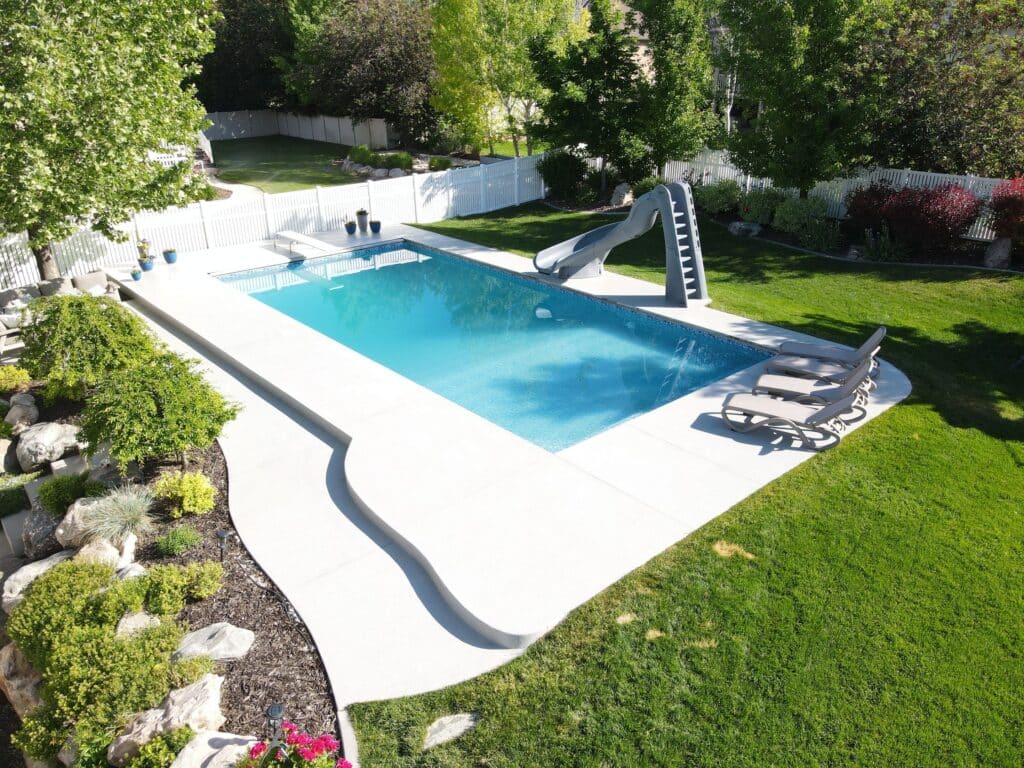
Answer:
(318, 184, 372, 231)
(53, 228, 137, 276)
(266, 190, 320, 235)
(205, 197, 271, 247)
(368, 177, 419, 224)
(0, 234, 41, 288)
(517, 154, 545, 202)
(414, 172, 455, 223)
(136, 205, 208, 255)
(450, 167, 486, 217)
(484, 161, 518, 211)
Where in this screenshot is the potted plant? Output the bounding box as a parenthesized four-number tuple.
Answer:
(137, 239, 155, 271)
(370, 220, 382, 234)
(344, 216, 357, 235)
(130, 267, 143, 281)
(356, 208, 370, 234)
(162, 248, 178, 264)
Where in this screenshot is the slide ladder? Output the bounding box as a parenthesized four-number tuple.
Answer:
(533, 182, 709, 307)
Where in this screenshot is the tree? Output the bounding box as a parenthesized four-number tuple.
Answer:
(81, 351, 239, 470)
(431, 0, 492, 150)
(195, 0, 292, 111)
(858, 0, 1024, 178)
(716, 0, 875, 194)
(285, 0, 437, 143)
(0, 0, 218, 279)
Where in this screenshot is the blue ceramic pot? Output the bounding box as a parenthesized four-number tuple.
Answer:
(163, 249, 178, 264)
(345, 222, 357, 235)
(139, 259, 155, 272)
(370, 221, 382, 234)
(131, 271, 142, 282)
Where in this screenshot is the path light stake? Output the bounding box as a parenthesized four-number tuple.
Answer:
(260, 703, 285, 767)
(215, 529, 229, 562)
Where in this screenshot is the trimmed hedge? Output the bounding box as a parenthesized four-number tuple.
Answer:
(693, 180, 741, 215)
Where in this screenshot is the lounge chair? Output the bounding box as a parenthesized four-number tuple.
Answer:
(721, 392, 860, 449)
(753, 358, 873, 413)
(766, 353, 879, 389)
(777, 326, 886, 365)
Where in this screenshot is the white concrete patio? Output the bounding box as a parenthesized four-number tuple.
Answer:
(109, 223, 910, 702)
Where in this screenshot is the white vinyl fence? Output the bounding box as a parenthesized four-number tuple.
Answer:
(664, 149, 1004, 241)
(0, 154, 546, 290)
(204, 110, 392, 150)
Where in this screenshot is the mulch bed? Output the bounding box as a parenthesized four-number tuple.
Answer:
(0, 389, 340, 765)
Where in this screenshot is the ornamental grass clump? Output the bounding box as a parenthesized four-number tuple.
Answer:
(237, 722, 350, 768)
(81, 484, 156, 544)
(153, 470, 217, 518)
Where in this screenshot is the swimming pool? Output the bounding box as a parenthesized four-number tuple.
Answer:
(220, 240, 769, 451)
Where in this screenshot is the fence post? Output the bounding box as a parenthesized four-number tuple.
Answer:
(199, 202, 213, 249)
(478, 164, 487, 213)
(315, 186, 325, 232)
(411, 175, 421, 224)
(513, 158, 520, 206)
(366, 180, 374, 221)
(262, 193, 274, 238)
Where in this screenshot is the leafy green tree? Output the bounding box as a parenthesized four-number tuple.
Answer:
(20, 296, 158, 402)
(0, 0, 219, 279)
(285, 0, 437, 142)
(716, 0, 875, 194)
(431, 0, 493, 150)
(858, 0, 1024, 178)
(195, 0, 291, 111)
(81, 351, 239, 470)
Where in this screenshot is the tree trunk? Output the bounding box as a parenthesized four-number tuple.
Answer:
(27, 227, 59, 280)
(600, 157, 608, 192)
(799, 188, 810, 199)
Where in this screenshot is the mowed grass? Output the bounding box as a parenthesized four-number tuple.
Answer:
(210, 136, 361, 193)
(350, 203, 1024, 767)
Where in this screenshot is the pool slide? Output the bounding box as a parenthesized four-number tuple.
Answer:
(534, 181, 709, 306)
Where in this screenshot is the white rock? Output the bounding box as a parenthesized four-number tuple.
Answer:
(371, 168, 389, 179)
(728, 221, 762, 237)
(0, 438, 20, 474)
(55, 496, 103, 548)
(5, 402, 39, 435)
(118, 563, 147, 580)
(423, 713, 479, 750)
(118, 533, 137, 569)
(16, 423, 83, 472)
(0, 643, 43, 718)
(75, 538, 120, 567)
(107, 674, 226, 766)
(388, 167, 407, 178)
(116, 611, 161, 638)
(611, 183, 634, 207)
(10, 393, 35, 408)
(173, 622, 255, 663)
(2, 549, 74, 613)
(984, 237, 1012, 269)
(169, 730, 257, 768)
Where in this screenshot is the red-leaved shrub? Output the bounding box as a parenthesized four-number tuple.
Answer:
(847, 183, 980, 255)
(990, 177, 1024, 243)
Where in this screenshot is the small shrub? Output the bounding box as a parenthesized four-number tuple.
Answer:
(20, 295, 157, 401)
(0, 366, 31, 393)
(153, 471, 217, 518)
(861, 225, 910, 262)
(125, 727, 196, 768)
(81, 351, 239, 471)
(88, 575, 149, 627)
(37, 471, 107, 517)
(692, 180, 741, 215)
(773, 196, 830, 246)
(537, 149, 588, 199)
(349, 144, 374, 165)
(739, 189, 788, 225)
(632, 176, 667, 199)
(145, 561, 222, 616)
(155, 524, 203, 557)
(185, 561, 224, 600)
(0, 472, 39, 518)
(81, 485, 155, 544)
(845, 182, 892, 234)
(169, 655, 215, 688)
(801, 219, 844, 253)
(428, 156, 453, 172)
(879, 184, 980, 253)
(990, 177, 1024, 243)
(381, 152, 413, 170)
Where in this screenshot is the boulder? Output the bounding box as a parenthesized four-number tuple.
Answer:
(55, 496, 103, 548)
(2, 550, 74, 613)
(1, 438, 20, 474)
(21, 504, 62, 561)
(10, 393, 35, 408)
(75, 538, 120, 567)
(610, 183, 634, 208)
(116, 612, 161, 639)
(117, 563, 147, 581)
(371, 168, 389, 179)
(118, 534, 137, 569)
(169, 731, 257, 768)
(0, 642, 43, 718)
(388, 168, 407, 178)
(37, 278, 73, 297)
(16, 423, 83, 472)
(5, 399, 39, 435)
(423, 713, 479, 750)
(57, 734, 78, 767)
(728, 221, 762, 237)
(107, 674, 226, 766)
(984, 237, 1013, 270)
(173, 623, 255, 663)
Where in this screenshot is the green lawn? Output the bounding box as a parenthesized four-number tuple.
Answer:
(485, 139, 550, 158)
(211, 136, 361, 193)
(350, 203, 1024, 767)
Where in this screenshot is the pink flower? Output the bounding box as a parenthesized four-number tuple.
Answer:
(298, 747, 316, 761)
(275, 748, 287, 762)
(249, 742, 268, 759)
(336, 760, 352, 768)
(282, 721, 297, 733)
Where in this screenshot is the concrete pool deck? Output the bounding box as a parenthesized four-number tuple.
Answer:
(110, 223, 911, 659)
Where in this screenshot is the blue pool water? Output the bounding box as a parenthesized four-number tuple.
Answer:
(220, 241, 768, 451)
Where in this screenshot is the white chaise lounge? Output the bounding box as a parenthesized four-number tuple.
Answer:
(721, 392, 860, 450)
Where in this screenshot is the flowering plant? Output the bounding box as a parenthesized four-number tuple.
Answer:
(236, 722, 351, 768)
(136, 239, 153, 261)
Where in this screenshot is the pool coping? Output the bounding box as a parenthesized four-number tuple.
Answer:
(108, 224, 912, 648)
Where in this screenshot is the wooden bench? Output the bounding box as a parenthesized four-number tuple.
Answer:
(274, 231, 337, 261)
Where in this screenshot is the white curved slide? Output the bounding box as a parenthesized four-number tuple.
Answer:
(534, 182, 709, 306)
